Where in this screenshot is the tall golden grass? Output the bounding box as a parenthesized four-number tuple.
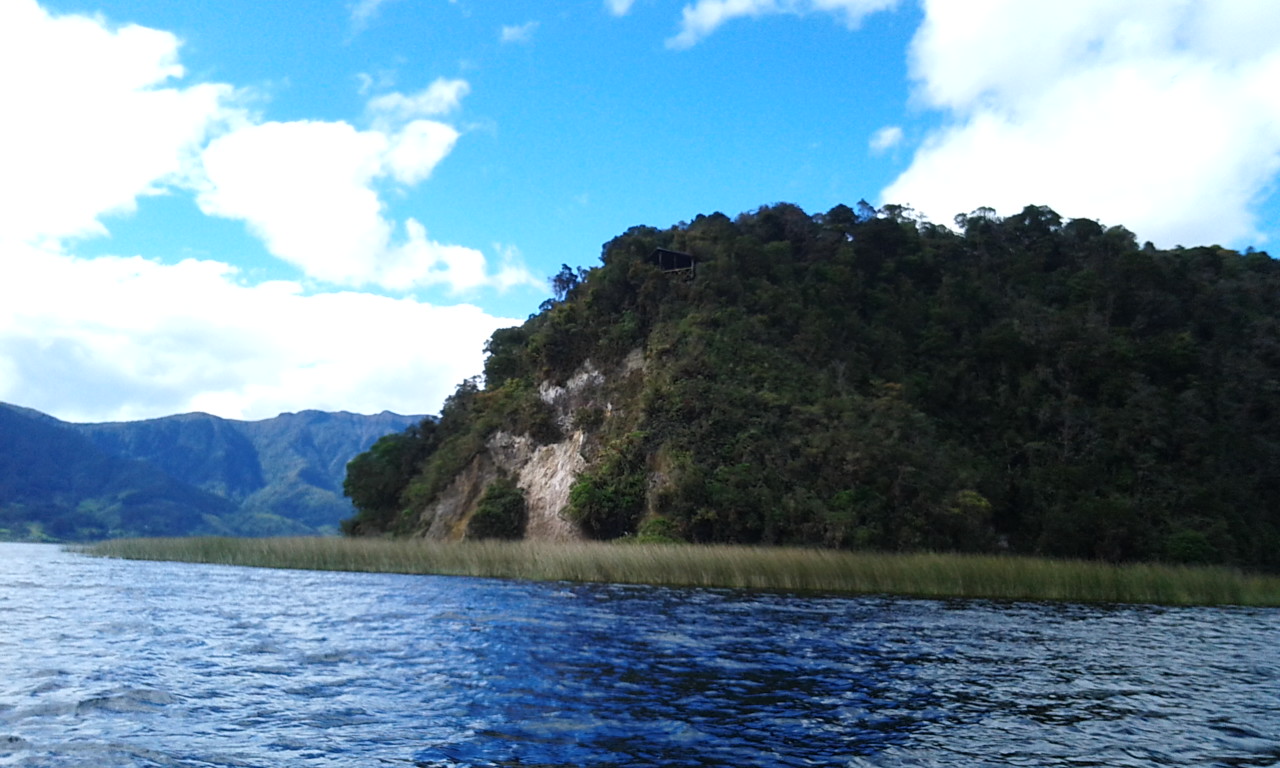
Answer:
(80, 536, 1280, 606)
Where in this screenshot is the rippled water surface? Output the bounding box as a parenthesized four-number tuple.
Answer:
(0, 543, 1277, 766)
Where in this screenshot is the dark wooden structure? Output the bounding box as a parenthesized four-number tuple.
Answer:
(649, 247, 696, 278)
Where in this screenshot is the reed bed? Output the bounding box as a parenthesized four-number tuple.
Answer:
(79, 537, 1280, 607)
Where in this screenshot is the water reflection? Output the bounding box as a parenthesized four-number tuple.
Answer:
(0, 543, 1276, 767)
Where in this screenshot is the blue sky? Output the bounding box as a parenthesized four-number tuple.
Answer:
(3, 0, 1279, 422)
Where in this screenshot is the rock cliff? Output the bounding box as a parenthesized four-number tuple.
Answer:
(415, 351, 644, 541)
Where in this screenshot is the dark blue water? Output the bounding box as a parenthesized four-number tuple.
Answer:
(0, 543, 1276, 767)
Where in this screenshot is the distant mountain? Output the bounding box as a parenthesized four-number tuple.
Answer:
(0, 404, 423, 541)
(0, 406, 238, 541)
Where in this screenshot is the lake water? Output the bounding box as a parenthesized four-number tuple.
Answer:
(0, 542, 1276, 767)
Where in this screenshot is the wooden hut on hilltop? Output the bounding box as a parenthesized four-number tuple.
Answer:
(649, 248, 696, 279)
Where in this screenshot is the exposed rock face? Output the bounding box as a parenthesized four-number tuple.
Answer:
(500, 431, 585, 541)
(421, 452, 500, 540)
(416, 354, 642, 541)
(538, 365, 605, 433)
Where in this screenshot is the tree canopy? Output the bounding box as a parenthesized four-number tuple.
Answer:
(345, 202, 1280, 571)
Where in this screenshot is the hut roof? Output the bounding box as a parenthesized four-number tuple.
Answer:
(649, 248, 696, 274)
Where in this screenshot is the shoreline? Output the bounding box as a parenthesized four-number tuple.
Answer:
(78, 536, 1280, 607)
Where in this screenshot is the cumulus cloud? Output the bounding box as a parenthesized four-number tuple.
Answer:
(0, 5, 528, 295)
(605, 0, 637, 16)
(868, 125, 903, 154)
(381, 220, 541, 293)
(882, 0, 1280, 247)
(489, 244, 547, 291)
(384, 120, 461, 184)
(193, 111, 537, 293)
(195, 77, 539, 292)
(500, 21, 540, 44)
(366, 77, 470, 123)
(0, 242, 517, 422)
(196, 120, 392, 285)
(0, 3, 541, 423)
(666, 0, 897, 49)
(0, 0, 239, 247)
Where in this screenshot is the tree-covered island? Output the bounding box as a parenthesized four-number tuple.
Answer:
(343, 202, 1280, 573)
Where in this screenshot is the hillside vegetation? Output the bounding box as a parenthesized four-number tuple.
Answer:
(0, 405, 421, 541)
(344, 203, 1280, 571)
(0, 405, 237, 540)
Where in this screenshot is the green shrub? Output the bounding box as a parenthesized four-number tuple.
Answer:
(572, 406, 605, 432)
(1164, 528, 1217, 565)
(467, 476, 527, 540)
(567, 432, 648, 539)
(634, 517, 684, 543)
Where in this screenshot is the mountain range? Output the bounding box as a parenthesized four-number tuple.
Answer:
(0, 403, 422, 541)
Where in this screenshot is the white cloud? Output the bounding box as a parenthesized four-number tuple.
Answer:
(192, 78, 540, 293)
(382, 220, 540, 293)
(490, 244, 546, 291)
(882, 0, 1280, 247)
(0, 2, 541, 425)
(0, 2, 532, 295)
(366, 78, 470, 123)
(194, 116, 532, 293)
(196, 120, 392, 286)
(667, 0, 778, 49)
(500, 21, 540, 44)
(0, 242, 517, 422)
(666, 0, 897, 49)
(350, 0, 405, 29)
(810, 0, 900, 27)
(384, 120, 461, 185)
(606, 0, 637, 16)
(868, 125, 903, 154)
(0, 0, 239, 247)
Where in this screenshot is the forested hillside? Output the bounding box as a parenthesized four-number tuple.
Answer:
(345, 203, 1280, 571)
(0, 405, 421, 540)
(76, 410, 422, 534)
(0, 405, 237, 540)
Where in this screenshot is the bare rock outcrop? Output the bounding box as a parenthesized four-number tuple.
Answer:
(415, 353, 640, 541)
(489, 430, 584, 541)
(420, 452, 500, 540)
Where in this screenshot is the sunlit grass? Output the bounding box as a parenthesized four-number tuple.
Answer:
(78, 537, 1280, 606)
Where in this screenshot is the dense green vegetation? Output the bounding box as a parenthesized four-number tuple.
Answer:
(83, 537, 1280, 607)
(0, 405, 235, 541)
(345, 202, 1280, 572)
(467, 475, 528, 540)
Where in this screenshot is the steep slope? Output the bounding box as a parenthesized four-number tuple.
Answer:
(405, 357, 638, 543)
(73, 410, 423, 535)
(0, 404, 423, 540)
(345, 203, 1280, 571)
(73, 413, 265, 501)
(0, 406, 237, 540)
(235, 410, 428, 531)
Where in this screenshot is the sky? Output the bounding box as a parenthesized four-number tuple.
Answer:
(3, 0, 1279, 423)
